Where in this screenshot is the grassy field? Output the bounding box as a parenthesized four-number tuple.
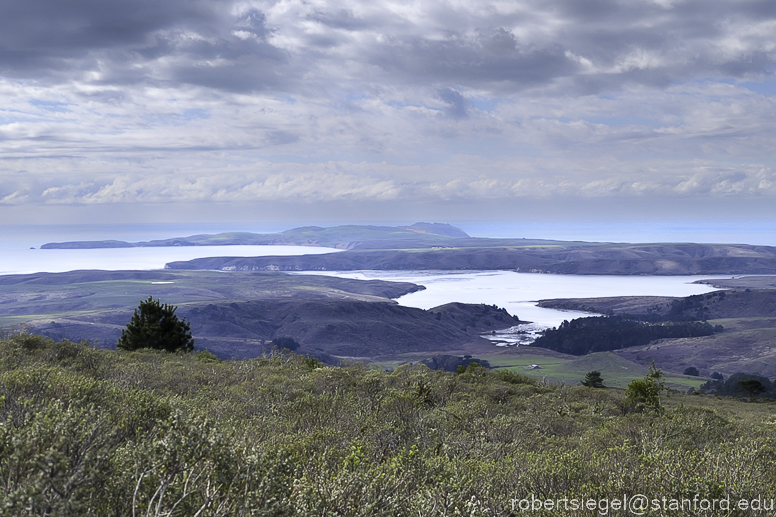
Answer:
(373, 348, 709, 391)
(616, 317, 776, 380)
(482, 350, 708, 390)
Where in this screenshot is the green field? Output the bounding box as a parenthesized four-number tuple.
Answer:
(480, 350, 706, 390)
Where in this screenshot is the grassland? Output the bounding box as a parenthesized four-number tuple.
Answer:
(486, 351, 708, 390)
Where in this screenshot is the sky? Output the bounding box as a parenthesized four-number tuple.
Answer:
(1, 0, 776, 226)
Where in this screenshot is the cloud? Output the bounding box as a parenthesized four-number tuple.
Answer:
(4, 154, 773, 208)
(3, 0, 775, 93)
(2, 0, 776, 221)
(437, 88, 468, 118)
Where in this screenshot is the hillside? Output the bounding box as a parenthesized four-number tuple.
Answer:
(0, 269, 523, 360)
(538, 288, 776, 321)
(166, 243, 776, 276)
(2, 334, 776, 515)
(25, 299, 523, 360)
(40, 222, 472, 250)
(0, 269, 422, 321)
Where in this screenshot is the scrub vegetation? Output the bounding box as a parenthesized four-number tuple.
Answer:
(2, 334, 776, 516)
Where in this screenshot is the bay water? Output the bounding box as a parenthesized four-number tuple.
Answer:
(294, 270, 730, 345)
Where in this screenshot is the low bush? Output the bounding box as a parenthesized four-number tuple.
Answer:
(2, 335, 776, 515)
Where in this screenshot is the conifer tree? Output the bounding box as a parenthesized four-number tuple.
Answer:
(117, 296, 194, 352)
(581, 370, 605, 388)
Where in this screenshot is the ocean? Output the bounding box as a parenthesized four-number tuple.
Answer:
(0, 223, 340, 275)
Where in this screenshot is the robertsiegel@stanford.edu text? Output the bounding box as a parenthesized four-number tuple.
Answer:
(511, 493, 775, 515)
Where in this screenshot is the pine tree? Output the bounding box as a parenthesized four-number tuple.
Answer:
(117, 296, 194, 352)
(581, 370, 605, 388)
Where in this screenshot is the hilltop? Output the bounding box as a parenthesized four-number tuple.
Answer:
(41, 222, 477, 250)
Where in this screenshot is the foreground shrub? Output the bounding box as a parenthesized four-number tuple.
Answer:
(2, 336, 776, 515)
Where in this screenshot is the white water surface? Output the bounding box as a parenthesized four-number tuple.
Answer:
(0, 246, 342, 275)
(294, 270, 731, 343)
(0, 223, 343, 275)
(0, 245, 341, 276)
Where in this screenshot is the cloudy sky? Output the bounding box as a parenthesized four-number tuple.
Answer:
(1, 0, 775, 225)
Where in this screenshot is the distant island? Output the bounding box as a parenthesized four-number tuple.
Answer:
(41, 222, 477, 250)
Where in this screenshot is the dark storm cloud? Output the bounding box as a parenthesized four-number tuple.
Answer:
(2, 0, 776, 94)
(369, 32, 577, 90)
(0, 0, 214, 70)
(0, 0, 291, 92)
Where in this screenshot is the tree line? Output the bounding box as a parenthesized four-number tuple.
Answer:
(532, 315, 716, 355)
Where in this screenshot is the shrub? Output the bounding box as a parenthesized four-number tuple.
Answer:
(195, 349, 220, 362)
(493, 369, 534, 386)
(625, 363, 665, 413)
(738, 379, 767, 397)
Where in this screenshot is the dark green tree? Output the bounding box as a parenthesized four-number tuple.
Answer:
(581, 370, 605, 388)
(117, 296, 194, 352)
(738, 379, 767, 397)
(271, 336, 300, 352)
